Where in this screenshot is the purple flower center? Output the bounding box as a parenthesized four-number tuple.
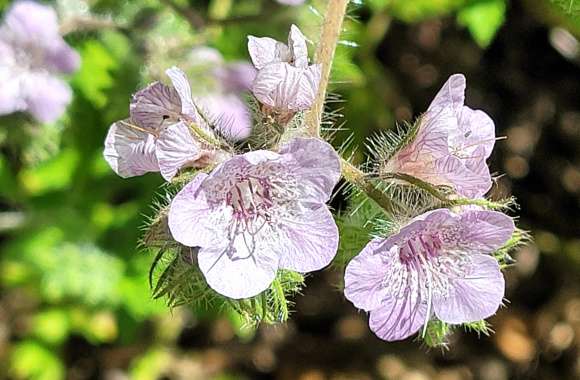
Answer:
(399, 233, 443, 264)
(381, 228, 473, 333)
(202, 160, 299, 261)
(227, 174, 274, 222)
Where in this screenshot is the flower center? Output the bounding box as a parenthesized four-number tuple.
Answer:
(227, 174, 273, 223)
(399, 233, 443, 264)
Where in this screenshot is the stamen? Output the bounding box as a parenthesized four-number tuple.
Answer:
(120, 120, 159, 138)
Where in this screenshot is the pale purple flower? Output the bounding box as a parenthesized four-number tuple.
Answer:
(344, 208, 514, 342)
(187, 47, 255, 140)
(168, 137, 341, 299)
(382, 74, 496, 198)
(104, 68, 225, 181)
(196, 94, 252, 141)
(248, 25, 321, 112)
(213, 62, 257, 94)
(0, 1, 80, 123)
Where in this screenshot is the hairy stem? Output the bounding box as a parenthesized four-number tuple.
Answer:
(389, 173, 513, 210)
(305, 0, 350, 137)
(388, 173, 449, 202)
(303, 1, 399, 215)
(188, 122, 227, 150)
(341, 159, 396, 215)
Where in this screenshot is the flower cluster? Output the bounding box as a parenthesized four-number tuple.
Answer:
(0, 0, 80, 123)
(105, 26, 341, 304)
(105, 22, 522, 345)
(104, 67, 231, 181)
(344, 75, 516, 342)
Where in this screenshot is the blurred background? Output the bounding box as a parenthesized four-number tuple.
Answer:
(0, 0, 579, 379)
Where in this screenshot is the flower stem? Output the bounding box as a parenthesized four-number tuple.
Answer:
(388, 173, 514, 210)
(388, 173, 449, 202)
(189, 122, 225, 149)
(305, 0, 350, 137)
(304, 1, 399, 216)
(341, 158, 396, 215)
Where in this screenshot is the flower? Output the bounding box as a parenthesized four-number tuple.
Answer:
(186, 47, 256, 140)
(344, 207, 514, 341)
(104, 67, 226, 181)
(0, 0, 80, 123)
(248, 25, 321, 113)
(195, 94, 253, 141)
(213, 61, 256, 94)
(168, 137, 341, 299)
(382, 74, 496, 198)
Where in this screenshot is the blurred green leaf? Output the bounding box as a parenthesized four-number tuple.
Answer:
(10, 340, 65, 380)
(72, 40, 118, 108)
(30, 309, 71, 346)
(129, 347, 171, 380)
(73, 310, 119, 344)
(387, 0, 466, 22)
(0, 154, 19, 201)
(18, 148, 79, 196)
(457, 0, 507, 47)
(41, 243, 125, 306)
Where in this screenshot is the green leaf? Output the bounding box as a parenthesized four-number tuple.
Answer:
(10, 340, 65, 380)
(129, 347, 171, 380)
(388, 0, 466, 22)
(30, 309, 71, 346)
(18, 148, 79, 196)
(457, 0, 507, 48)
(41, 243, 125, 307)
(71, 40, 118, 108)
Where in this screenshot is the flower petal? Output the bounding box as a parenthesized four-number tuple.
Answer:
(344, 238, 390, 311)
(0, 49, 25, 116)
(165, 66, 198, 120)
(432, 154, 492, 198)
(428, 74, 466, 117)
(197, 228, 279, 299)
(247, 36, 289, 69)
(252, 62, 320, 111)
(277, 205, 338, 273)
(433, 254, 505, 324)
(215, 62, 256, 93)
(384, 107, 452, 174)
(279, 137, 341, 203)
(458, 210, 515, 253)
(196, 94, 252, 140)
(155, 122, 202, 181)
(369, 277, 428, 342)
(103, 120, 159, 178)
(21, 74, 72, 123)
(168, 173, 230, 248)
(458, 106, 496, 159)
(130, 82, 182, 131)
(3, 0, 59, 41)
(240, 150, 281, 165)
(44, 39, 81, 74)
(288, 24, 308, 68)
